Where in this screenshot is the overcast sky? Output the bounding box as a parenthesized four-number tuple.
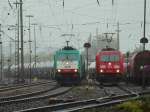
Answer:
(0, 0, 150, 55)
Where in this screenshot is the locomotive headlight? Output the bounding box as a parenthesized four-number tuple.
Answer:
(100, 69, 103, 73)
(74, 69, 78, 72)
(57, 69, 61, 72)
(116, 69, 120, 73)
(66, 62, 69, 65)
(108, 62, 112, 65)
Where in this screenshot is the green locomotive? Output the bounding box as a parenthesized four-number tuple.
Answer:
(53, 46, 85, 85)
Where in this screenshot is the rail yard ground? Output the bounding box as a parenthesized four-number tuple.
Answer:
(0, 80, 148, 112)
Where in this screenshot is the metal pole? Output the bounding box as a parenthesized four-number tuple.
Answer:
(86, 48, 89, 79)
(20, 0, 24, 82)
(8, 41, 12, 82)
(142, 0, 147, 89)
(32, 23, 37, 69)
(1, 43, 3, 81)
(26, 15, 33, 83)
(143, 0, 146, 51)
(34, 24, 36, 69)
(9, 41, 12, 68)
(7, 59, 10, 82)
(29, 17, 32, 83)
(17, 6, 20, 82)
(126, 52, 129, 85)
(0, 24, 2, 81)
(66, 41, 69, 47)
(117, 22, 120, 50)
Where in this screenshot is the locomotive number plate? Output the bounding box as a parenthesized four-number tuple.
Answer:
(65, 66, 71, 68)
(108, 66, 112, 68)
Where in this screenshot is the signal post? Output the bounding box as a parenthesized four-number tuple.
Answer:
(84, 43, 91, 85)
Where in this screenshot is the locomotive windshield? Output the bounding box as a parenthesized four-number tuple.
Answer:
(100, 54, 119, 62)
(57, 54, 79, 61)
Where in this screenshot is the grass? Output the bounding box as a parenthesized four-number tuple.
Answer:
(116, 97, 150, 112)
(116, 100, 143, 112)
(79, 96, 150, 112)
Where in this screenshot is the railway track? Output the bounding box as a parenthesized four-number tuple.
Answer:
(0, 80, 47, 88)
(14, 89, 150, 112)
(0, 82, 57, 102)
(99, 85, 116, 97)
(116, 84, 139, 96)
(97, 82, 135, 97)
(0, 86, 73, 112)
(0, 80, 54, 92)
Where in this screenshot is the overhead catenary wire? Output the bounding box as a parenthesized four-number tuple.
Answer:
(47, 0, 60, 29)
(97, 0, 100, 6)
(112, 0, 114, 6)
(66, 2, 97, 11)
(8, 0, 13, 9)
(1, 0, 150, 54)
(63, 0, 64, 8)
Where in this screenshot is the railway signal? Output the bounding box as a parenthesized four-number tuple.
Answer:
(84, 42, 91, 82)
(140, 37, 148, 45)
(84, 43, 91, 48)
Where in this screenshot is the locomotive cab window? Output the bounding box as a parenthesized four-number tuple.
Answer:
(101, 55, 109, 61)
(100, 54, 119, 62)
(110, 54, 120, 61)
(57, 54, 79, 61)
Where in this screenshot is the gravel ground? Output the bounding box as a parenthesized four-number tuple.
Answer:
(0, 100, 48, 112)
(56, 85, 106, 101)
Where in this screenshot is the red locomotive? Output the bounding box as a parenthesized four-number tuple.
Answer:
(96, 48, 124, 83)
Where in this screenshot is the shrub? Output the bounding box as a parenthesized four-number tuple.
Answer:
(116, 101, 143, 112)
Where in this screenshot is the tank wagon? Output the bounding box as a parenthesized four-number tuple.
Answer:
(129, 51, 150, 83)
(53, 46, 85, 85)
